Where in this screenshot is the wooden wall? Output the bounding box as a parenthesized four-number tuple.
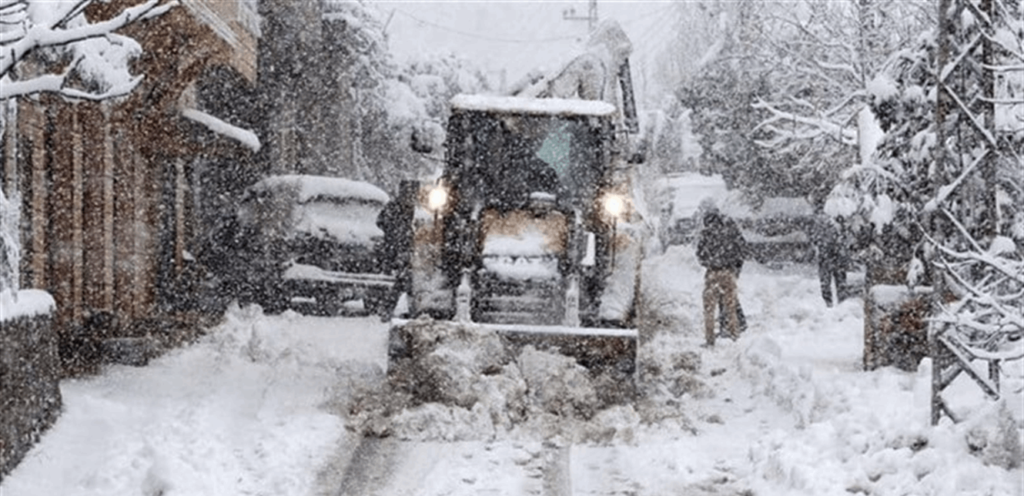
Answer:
(5, 0, 259, 350)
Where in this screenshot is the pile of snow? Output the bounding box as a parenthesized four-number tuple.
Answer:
(1, 306, 388, 496)
(354, 318, 644, 444)
(0, 289, 55, 321)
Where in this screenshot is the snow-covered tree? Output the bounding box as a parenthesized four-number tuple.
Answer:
(830, 0, 1023, 362)
(382, 52, 490, 177)
(749, 0, 932, 204)
(680, 0, 932, 203)
(319, 1, 488, 192)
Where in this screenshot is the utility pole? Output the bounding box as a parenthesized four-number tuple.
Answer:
(563, 0, 598, 31)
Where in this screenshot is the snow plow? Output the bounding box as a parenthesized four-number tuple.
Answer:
(385, 20, 647, 382)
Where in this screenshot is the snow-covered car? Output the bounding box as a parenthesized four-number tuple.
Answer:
(656, 172, 730, 246)
(720, 195, 816, 265)
(213, 175, 394, 315)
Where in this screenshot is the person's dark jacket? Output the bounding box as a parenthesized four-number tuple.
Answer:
(376, 182, 416, 273)
(809, 215, 850, 270)
(697, 211, 748, 271)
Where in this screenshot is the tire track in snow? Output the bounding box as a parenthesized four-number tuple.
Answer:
(541, 443, 572, 496)
(335, 437, 399, 496)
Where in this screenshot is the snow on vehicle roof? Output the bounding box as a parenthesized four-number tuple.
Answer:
(450, 94, 616, 117)
(251, 175, 389, 204)
(756, 197, 815, 217)
(661, 173, 730, 221)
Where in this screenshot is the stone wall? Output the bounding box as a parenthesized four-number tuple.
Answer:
(0, 312, 61, 480)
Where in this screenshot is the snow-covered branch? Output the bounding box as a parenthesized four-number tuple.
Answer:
(923, 147, 990, 212)
(0, 0, 176, 100)
(927, 210, 1024, 362)
(752, 100, 858, 145)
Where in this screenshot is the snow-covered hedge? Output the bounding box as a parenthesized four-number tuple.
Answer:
(0, 311, 60, 479)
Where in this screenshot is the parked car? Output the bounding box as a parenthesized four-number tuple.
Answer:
(656, 172, 730, 246)
(721, 195, 816, 265)
(202, 175, 394, 315)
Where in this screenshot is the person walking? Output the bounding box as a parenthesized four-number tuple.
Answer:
(697, 206, 748, 346)
(375, 180, 417, 321)
(810, 214, 849, 307)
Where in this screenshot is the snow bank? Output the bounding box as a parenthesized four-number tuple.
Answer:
(737, 332, 1022, 496)
(1, 306, 388, 496)
(637, 243, 1023, 496)
(0, 289, 55, 321)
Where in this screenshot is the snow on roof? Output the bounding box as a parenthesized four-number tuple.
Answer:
(450, 94, 616, 117)
(251, 175, 390, 204)
(181, 108, 261, 152)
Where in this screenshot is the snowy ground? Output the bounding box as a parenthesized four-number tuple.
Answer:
(2, 246, 1022, 495)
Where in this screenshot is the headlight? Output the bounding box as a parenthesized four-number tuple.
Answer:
(602, 193, 627, 219)
(427, 185, 449, 212)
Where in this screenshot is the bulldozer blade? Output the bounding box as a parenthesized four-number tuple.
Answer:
(387, 318, 637, 377)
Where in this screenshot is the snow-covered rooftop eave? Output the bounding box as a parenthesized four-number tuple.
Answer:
(181, 108, 261, 152)
(450, 94, 616, 118)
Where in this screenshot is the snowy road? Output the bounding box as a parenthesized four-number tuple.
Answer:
(2, 246, 1021, 496)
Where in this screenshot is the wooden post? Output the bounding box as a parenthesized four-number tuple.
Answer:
(102, 104, 115, 310)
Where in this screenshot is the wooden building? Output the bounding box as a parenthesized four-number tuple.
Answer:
(1, 0, 261, 357)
